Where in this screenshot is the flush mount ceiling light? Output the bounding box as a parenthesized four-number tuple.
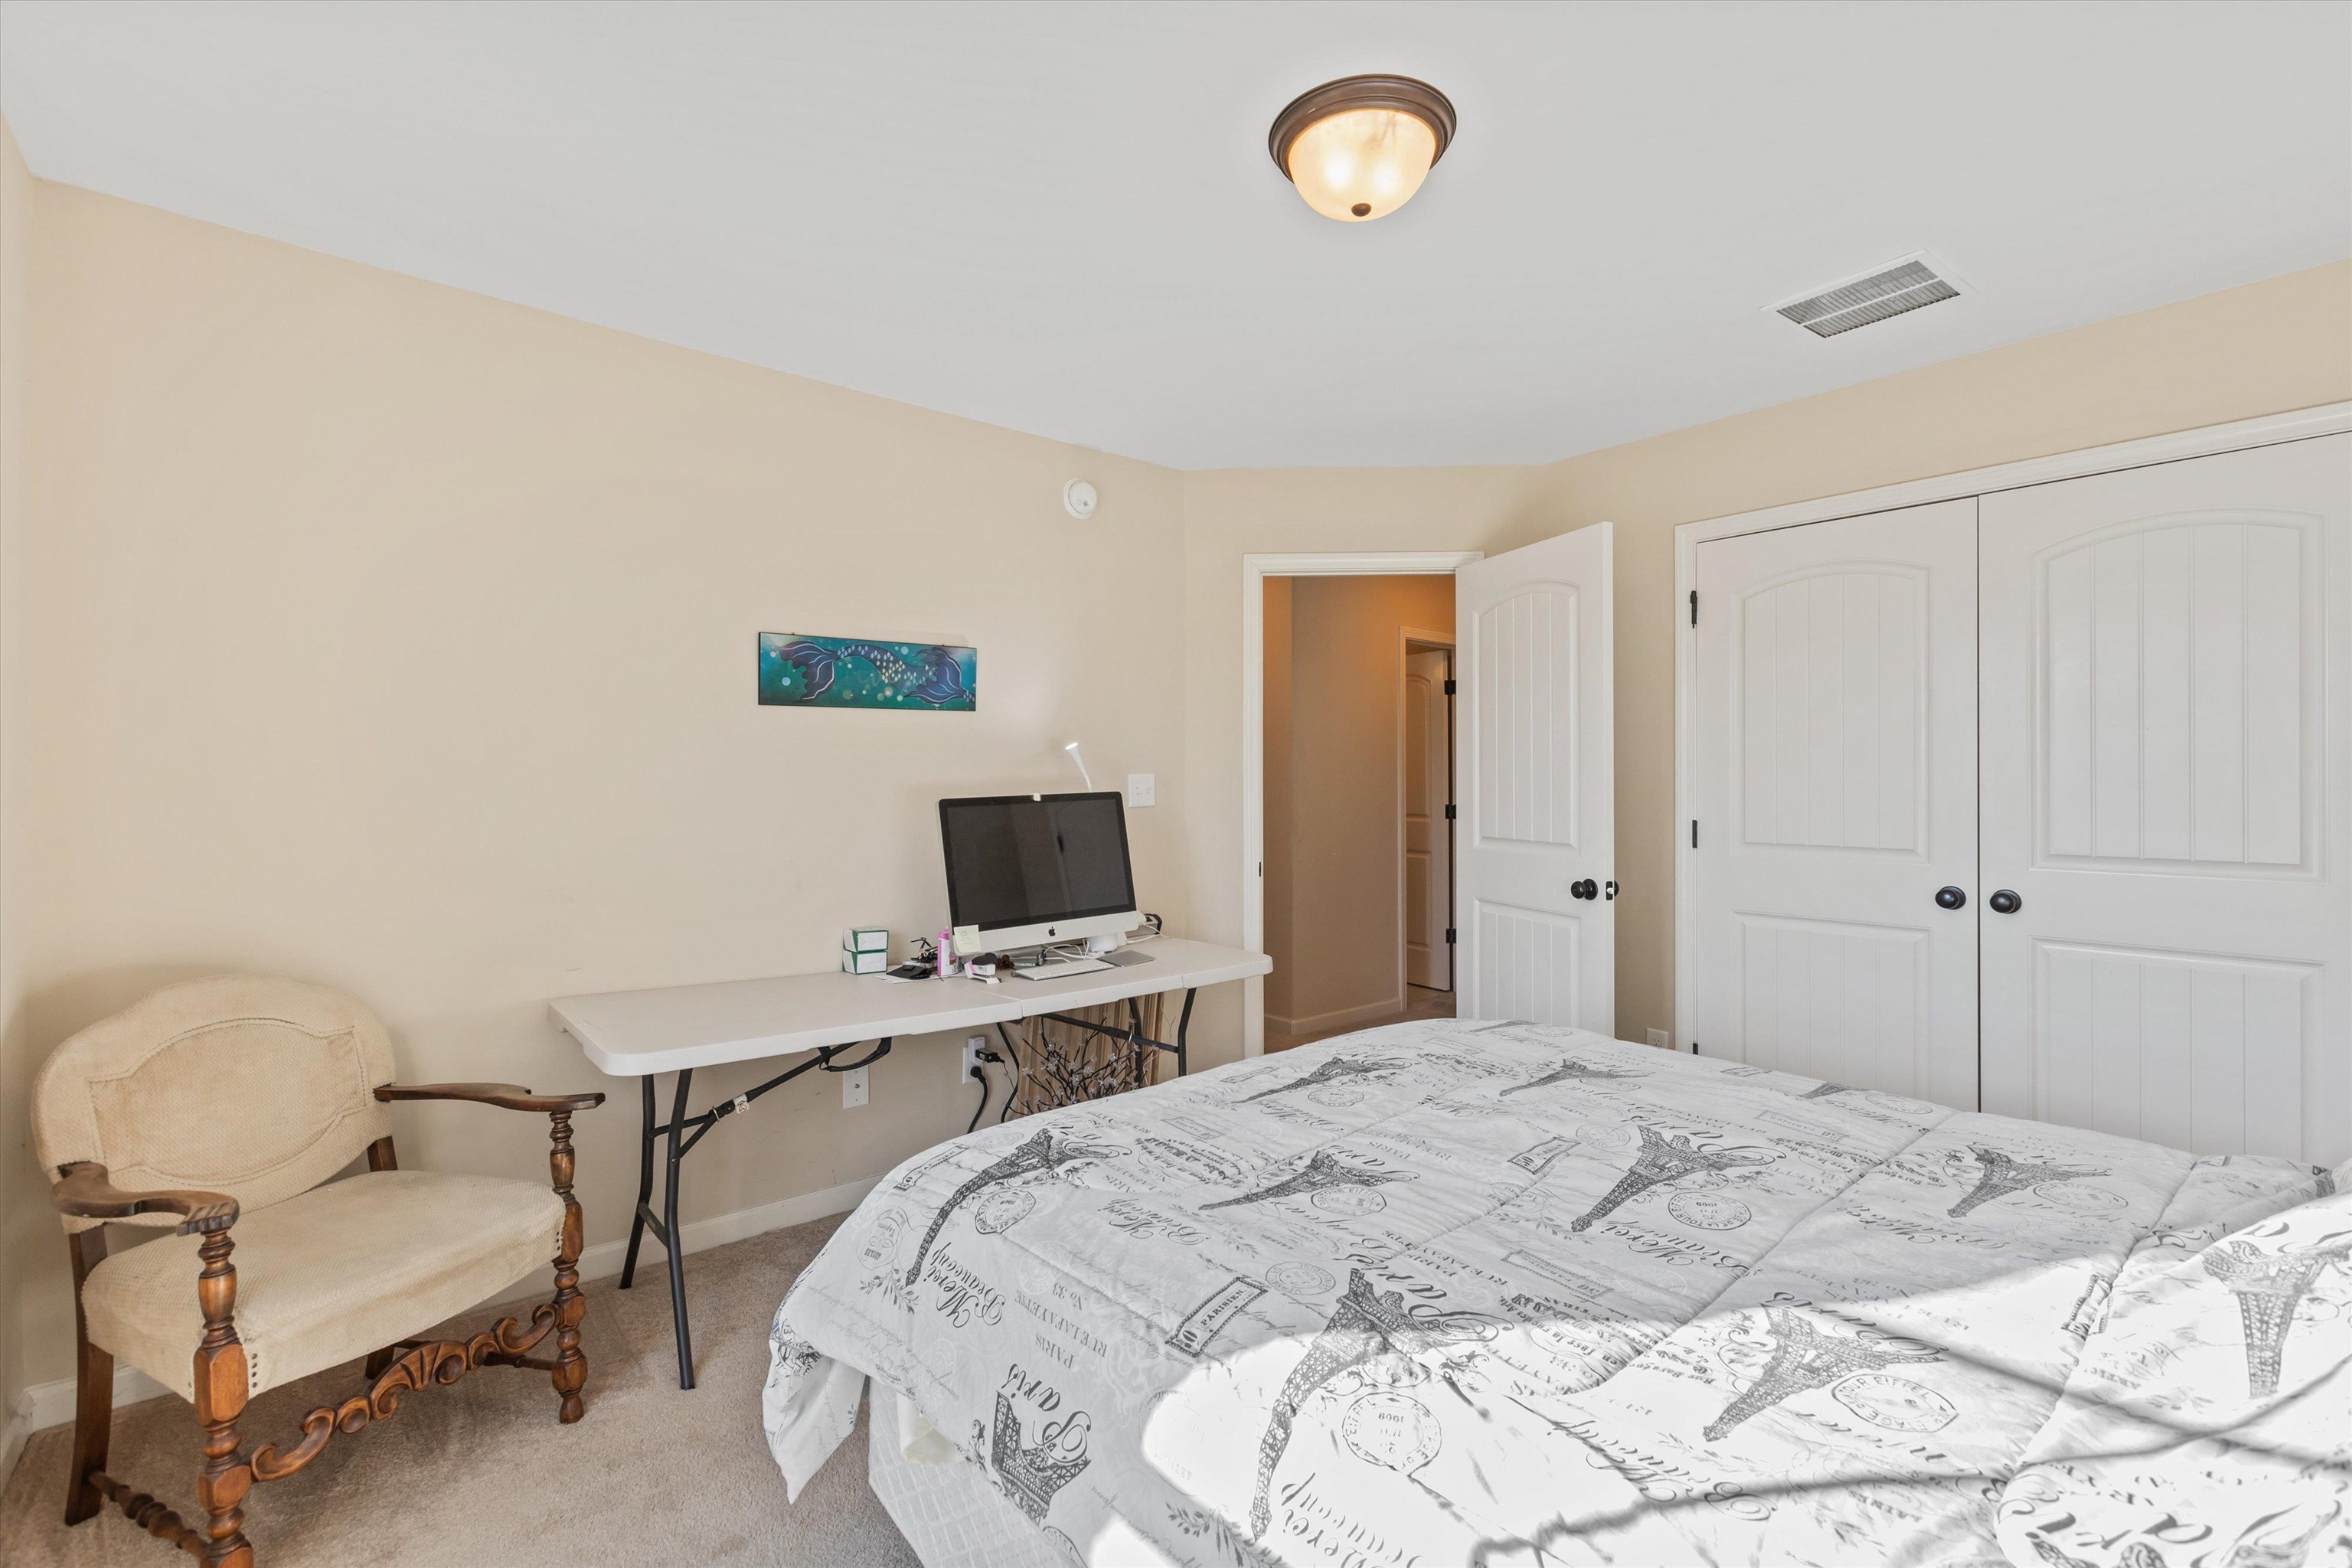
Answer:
(1269, 74, 1456, 223)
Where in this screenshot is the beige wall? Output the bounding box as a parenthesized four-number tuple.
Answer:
(8, 179, 1191, 1394)
(1528, 259, 2352, 1044)
(1263, 575, 1454, 1034)
(1180, 260, 2352, 1053)
(0, 117, 34, 1429)
(2, 137, 2344, 1414)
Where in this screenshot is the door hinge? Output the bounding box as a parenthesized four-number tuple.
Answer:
(1256, 861, 1264, 876)
(1443, 803, 1456, 820)
(1442, 678, 1456, 696)
(1690, 820, 1699, 848)
(1689, 590, 1698, 627)
(1444, 928, 1456, 944)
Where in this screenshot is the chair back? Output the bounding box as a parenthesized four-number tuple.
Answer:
(34, 975, 395, 1232)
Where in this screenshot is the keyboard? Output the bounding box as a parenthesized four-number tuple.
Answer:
(1008, 956, 1114, 981)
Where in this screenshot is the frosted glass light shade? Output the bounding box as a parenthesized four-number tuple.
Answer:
(1285, 109, 1438, 222)
(1268, 74, 1456, 225)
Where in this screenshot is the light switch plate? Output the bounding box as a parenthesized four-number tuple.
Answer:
(1125, 773, 1155, 807)
(1647, 1028, 1670, 1050)
(841, 1067, 869, 1108)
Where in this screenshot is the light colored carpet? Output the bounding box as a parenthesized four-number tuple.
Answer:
(0, 1214, 920, 1566)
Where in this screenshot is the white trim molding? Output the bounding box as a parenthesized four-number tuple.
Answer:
(1266, 996, 1416, 1042)
(1396, 626, 1456, 1007)
(2, 1174, 879, 1481)
(1241, 550, 1482, 1059)
(1671, 400, 2352, 1056)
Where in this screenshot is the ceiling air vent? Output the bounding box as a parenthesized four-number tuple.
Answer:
(1773, 256, 1962, 338)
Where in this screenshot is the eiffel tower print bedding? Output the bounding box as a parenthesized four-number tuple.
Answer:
(761, 1019, 2350, 1567)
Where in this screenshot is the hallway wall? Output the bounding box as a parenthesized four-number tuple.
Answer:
(1261, 574, 1455, 1037)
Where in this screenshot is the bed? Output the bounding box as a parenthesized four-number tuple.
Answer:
(763, 1018, 2350, 1567)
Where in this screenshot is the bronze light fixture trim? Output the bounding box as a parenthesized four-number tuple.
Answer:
(1268, 74, 1458, 222)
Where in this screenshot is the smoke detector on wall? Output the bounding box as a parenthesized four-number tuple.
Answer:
(1770, 253, 1967, 338)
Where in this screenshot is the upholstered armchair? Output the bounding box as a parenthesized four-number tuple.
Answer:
(34, 975, 606, 1568)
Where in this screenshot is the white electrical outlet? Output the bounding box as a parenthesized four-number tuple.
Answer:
(1647, 1028, 1670, 1050)
(962, 1035, 987, 1083)
(841, 1066, 869, 1108)
(1125, 773, 1155, 807)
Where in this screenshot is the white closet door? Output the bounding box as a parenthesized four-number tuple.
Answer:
(1689, 500, 1980, 1106)
(1980, 435, 2351, 1165)
(1455, 521, 1612, 1032)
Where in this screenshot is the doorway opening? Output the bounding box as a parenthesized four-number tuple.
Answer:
(1242, 528, 1615, 1059)
(1259, 573, 1459, 1053)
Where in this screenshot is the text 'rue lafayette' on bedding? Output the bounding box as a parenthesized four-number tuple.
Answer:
(762, 1018, 2350, 1568)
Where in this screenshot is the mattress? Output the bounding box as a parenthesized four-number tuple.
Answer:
(765, 1018, 2345, 1566)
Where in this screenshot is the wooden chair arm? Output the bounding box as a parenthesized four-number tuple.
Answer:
(374, 1082, 606, 1116)
(52, 1161, 239, 1235)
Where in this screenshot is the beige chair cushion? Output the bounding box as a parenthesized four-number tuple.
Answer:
(82, 1169, 564, 1401)
(34, 976, 395, 1232)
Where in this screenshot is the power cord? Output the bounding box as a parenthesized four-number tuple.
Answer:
(965, 1045, 1007, 1135)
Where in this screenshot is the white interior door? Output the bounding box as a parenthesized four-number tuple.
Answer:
(1689, 499, 1980, 1106)
(1403, 645, 1454, 991)
(1455, 521, 1612, 1031)
(1979, 435, 2352, 1165)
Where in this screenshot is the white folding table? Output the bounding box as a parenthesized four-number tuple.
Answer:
(548, 937, 1269, 1388)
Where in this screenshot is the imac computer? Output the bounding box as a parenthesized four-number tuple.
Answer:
(938, 791, 1138, 964)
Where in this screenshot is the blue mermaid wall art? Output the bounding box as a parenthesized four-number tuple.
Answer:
(757, 632, 977, 711)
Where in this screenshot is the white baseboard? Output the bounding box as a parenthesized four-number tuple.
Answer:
(1266, 995, 1408, 1039)
(11, 1364, 175, 1452)
(4, 1174, 879, 1466)
(556, 1172, 879, 1307)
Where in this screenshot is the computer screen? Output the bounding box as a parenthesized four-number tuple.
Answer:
(939, 792, 1135, 936)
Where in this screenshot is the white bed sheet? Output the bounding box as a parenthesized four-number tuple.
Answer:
(767, 1018, 2338, 1567)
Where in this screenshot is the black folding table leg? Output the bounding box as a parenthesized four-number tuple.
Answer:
(619, 1073, 656, 1290)
(1174, 988, 1196, 1076)
(664, 1067, 697, 1390)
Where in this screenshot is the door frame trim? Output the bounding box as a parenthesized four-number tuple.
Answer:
(1672, 400, 2352, 1054)
(1398, 629, 1456, 1001)
(1243, 551, 1482, 1057)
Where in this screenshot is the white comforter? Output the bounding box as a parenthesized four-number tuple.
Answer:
(763, 1018, 2344, 1567)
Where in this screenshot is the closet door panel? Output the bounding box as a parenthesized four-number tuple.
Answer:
(1690, 499, 1979, 1107)
(1979, 435, 2350, 1165)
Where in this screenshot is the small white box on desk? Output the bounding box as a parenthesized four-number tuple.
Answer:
(842, 927, 889, 954)
(841, 949, 888, 975)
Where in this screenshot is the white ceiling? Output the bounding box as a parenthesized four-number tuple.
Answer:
(2, 1, 2346, 469)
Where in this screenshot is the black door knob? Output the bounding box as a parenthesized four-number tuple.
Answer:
(1988, 889, 2022, 914)
(1935, 885, 1967, 910)
(1570, 879, 1597, 900)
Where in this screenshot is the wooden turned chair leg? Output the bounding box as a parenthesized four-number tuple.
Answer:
(191, 1231, 255, 1568)
(65, 1230, 111, 1527)
(547, 1109, 590, 1423)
